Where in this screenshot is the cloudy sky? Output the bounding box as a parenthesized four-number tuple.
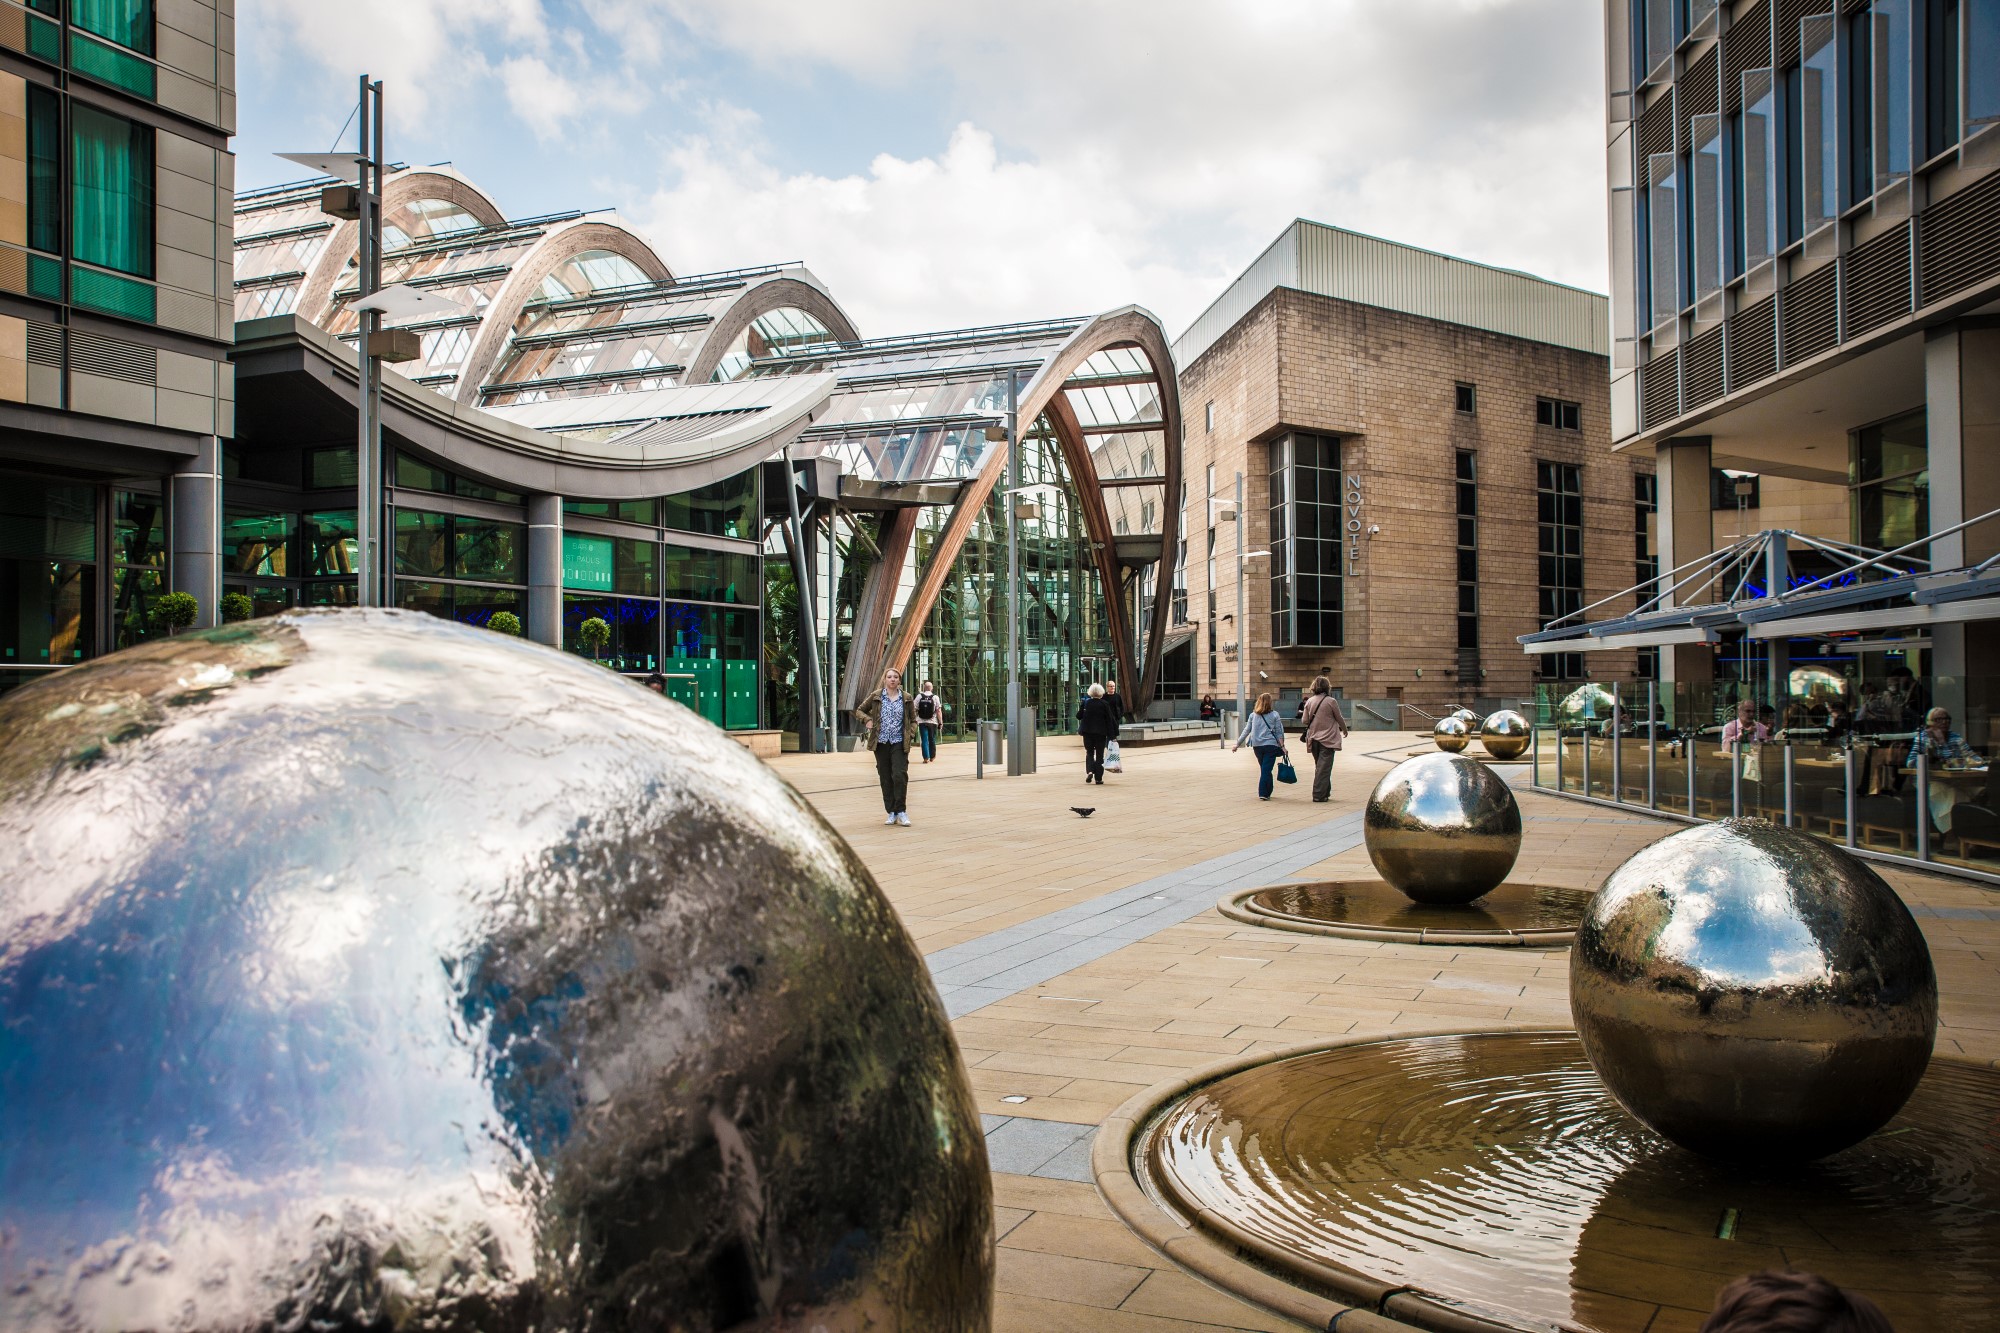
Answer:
(239, 1, 1610, 340)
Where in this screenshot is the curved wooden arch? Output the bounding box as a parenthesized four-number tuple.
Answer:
(449, 218, 676, 405)
(864, 306, 1183, 716)
(682, 274, 862, 385)
(294, 167, 509, 328)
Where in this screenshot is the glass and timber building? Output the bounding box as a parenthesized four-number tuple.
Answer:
(0, 0, 235, 693)
(1526, 0, 2000, 882)
(225, 166, 1181, 745)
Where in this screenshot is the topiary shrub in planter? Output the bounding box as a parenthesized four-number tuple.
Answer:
(151, 591, 199, 635)
(487, 611, 522, 637)
(578, 616, 611, 661)
(220, 593, 254, 623)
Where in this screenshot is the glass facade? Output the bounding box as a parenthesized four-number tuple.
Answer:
(1266, 432, 1343, 649)
(903, 420, 1112, 737)
(1852, 409, 1929, 556)
(0, 472, 96, 687)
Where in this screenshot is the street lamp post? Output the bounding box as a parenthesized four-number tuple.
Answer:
(1235, 472, 1247, 725)
(1004, 372, 1024, 775)
(354, 77, 385, 606)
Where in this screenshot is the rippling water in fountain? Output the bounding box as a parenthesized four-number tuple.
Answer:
(1247, 881, 1592, 937)
(1141, 1032, 2000, 1332)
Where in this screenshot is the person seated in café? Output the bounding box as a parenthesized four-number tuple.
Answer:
(1911, 707, 1981, 768)
(1822, 696, 1856, 747)
(1720, 698, 1769, 748)
(1199, 694, 1217, 720)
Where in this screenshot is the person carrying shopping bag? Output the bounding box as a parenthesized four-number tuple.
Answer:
(1233, 692, 1290, 800)
(1077, 683, 1115, 784)
(1102, 680, 1125, 773)
(1299, 676, 1348, 803)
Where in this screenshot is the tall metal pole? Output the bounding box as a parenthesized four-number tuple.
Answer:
(780, 444, 821, 753)
(1005, 372, 1023, 776)
(355, 77, 385, 607)
(826, 505, 839, 750)
(1234, 471, 1247, 725)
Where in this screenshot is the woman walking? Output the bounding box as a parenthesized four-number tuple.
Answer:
(1102, 679, 1124, 773)
(1077, 683, 1114, 784)
(1232, 692, 1289, 800)
(854, 667, 917, 826)
(913, 679, 945, 763)
(1299, 676, 1348, 803)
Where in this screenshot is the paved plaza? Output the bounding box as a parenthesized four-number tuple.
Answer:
(771, 734, 2000, 1333)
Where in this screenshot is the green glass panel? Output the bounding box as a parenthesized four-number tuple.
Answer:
(303, 510, 357, 577)
(222, 508, 296, 577)
(662, 544, 756, 603)
(394, 452, 449, 494)
(452, 517, 525, 583)
(393, 509, 447, 578)
(562, 533, 613, 591)
(308, 447, 358, 489)
(451, 584, 523, 631)
(71, 267, 154, 322)
(302, 580, 357, 606)
(724, 659, 758, 730)
(662, 470, 756, 539)
(26, 14, 59, 63)
(396, 579, 451, 620)
(453, 477, 523, 504)
(614, 537, 654, 596)
(25, 254, 59, 301)
(663, 674, 698, 713)
(72, 0, 153, 54)
(25, 87, 57, 252)
(68, 33, 155, 98)
(71, 103, 154, 276)
(113, 565, 161, 649)
(0, 557, 95, 662)
(562, 500, 611, 519)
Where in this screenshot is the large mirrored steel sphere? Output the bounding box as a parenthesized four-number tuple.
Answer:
(1364, 753, 1523, 904)
(0, 610, 992, 1331)
(1479, 709, 1531, 760)
(1432, 716, 1471, 752)
(1571, 818, 1938, 1162)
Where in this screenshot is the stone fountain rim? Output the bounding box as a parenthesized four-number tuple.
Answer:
(1215, 881, 1586, 948)
(1091, 1027, 1991, 1333)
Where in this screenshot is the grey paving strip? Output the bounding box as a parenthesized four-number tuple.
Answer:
(1910, 904, 2000, 921)
(979, 1114, 1098, 1182)
(925, 810, 1367, 1018)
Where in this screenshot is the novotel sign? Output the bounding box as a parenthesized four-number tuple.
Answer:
(1344, 473, 1363, 577)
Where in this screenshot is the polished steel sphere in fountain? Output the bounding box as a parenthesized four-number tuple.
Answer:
(1432, 716, 1472, 752)
(0, 610, 991, 1331)
(1479, 709, 1531, 760)
(1364, 752, 1523, 904)
(1570, 818, 1937, 1162)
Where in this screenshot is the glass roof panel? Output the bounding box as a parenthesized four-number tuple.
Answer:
(1102, 482, 1165, 537)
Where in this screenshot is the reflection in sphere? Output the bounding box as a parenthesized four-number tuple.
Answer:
(1364, 753, 1523, 904)
(0, 610, 991, 1331)
(1571, 818, 1938, 1162)
(1480, 709, 1531, 760)
(1432, 716, 1472, 752)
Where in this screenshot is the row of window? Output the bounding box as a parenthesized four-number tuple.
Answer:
(1268, 432, 1345, 649)
(1452, 383, 1584, 433)
(1538, 460, 1586, 680)
(1457, 451, 1480, 652)
(1641, 0, 2000, 327)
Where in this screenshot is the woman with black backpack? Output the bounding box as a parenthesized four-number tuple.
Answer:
(913, 680, 946, 763)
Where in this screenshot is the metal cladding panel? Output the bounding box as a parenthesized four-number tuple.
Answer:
(1176, 220, 1609, 370)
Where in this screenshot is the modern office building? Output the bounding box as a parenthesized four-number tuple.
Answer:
(0, 0, 235, 693)
(226, 166, 1180, 742)
(1173, 219, 1651, 720)
(1560, 0, 2000, 699)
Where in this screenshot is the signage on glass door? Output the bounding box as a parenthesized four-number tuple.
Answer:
(563, 533, 614, 591)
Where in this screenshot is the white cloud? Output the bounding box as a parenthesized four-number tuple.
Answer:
(246, 0, 1612, 339)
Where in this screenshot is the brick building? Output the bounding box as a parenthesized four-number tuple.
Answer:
(1166, 220, 1652, 719)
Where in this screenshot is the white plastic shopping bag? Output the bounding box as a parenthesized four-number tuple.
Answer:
(1105, 740, 1123, 772)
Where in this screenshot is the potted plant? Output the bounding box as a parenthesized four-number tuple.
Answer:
(220, 592, 254, 623)
(151, 591, 198, 636)
(578, 616, 611, 662)
(487, 611, 522, 637)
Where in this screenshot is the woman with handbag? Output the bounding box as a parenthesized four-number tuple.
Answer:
(1232, 692, 1290, 800)
(1299, 676, 1348, 803)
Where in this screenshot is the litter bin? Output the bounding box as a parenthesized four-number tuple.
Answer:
(976, 719, 1005, 777)
(1222, 709, 1242, 744)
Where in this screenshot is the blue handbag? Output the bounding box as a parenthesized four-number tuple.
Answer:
(1275, 753, 1299, 784)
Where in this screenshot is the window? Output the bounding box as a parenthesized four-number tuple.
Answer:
(1737, 69, 1779, 271)
(566, 497, 658, 525)
(1711, 468, 1761, 511)
(1925, 0, 1962, 154)
(1690, 114, 1725, 299)
(70, 103, 153, 279)
(1455, 382, 1476, 414)
(1456, 451, 1478, 652)
(302, 510, 357, 578)
(1970, 0, 2000, 127)
(1859, 0, 1913, 195)
(1640, 0, 1675, 75)
(1634, 472, 1658, 679)
(1852, 409, 1928, 556)
(1204, 401, 1214, 433)
(111, 487, 162, 649)
(224, 508, 296, 578)
(394, 452, 522, 504)
(0, 472, 96, 667)
(1267, 432, 1343, 648)
(307, 447, 358, 489)
(1536, 397, 1582, 431)
(71, 0, 154, 54)
(661, 469, 757, 539)
(1646, 152, 1681, 324)
(1788, 16, 1839, 241)
(1537, 461, 1584, 681)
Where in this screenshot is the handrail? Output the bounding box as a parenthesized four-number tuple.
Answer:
(1352, 702, 1397, 725)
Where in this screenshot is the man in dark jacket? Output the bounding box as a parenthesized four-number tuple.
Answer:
(1077, 683, 1114, 785)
